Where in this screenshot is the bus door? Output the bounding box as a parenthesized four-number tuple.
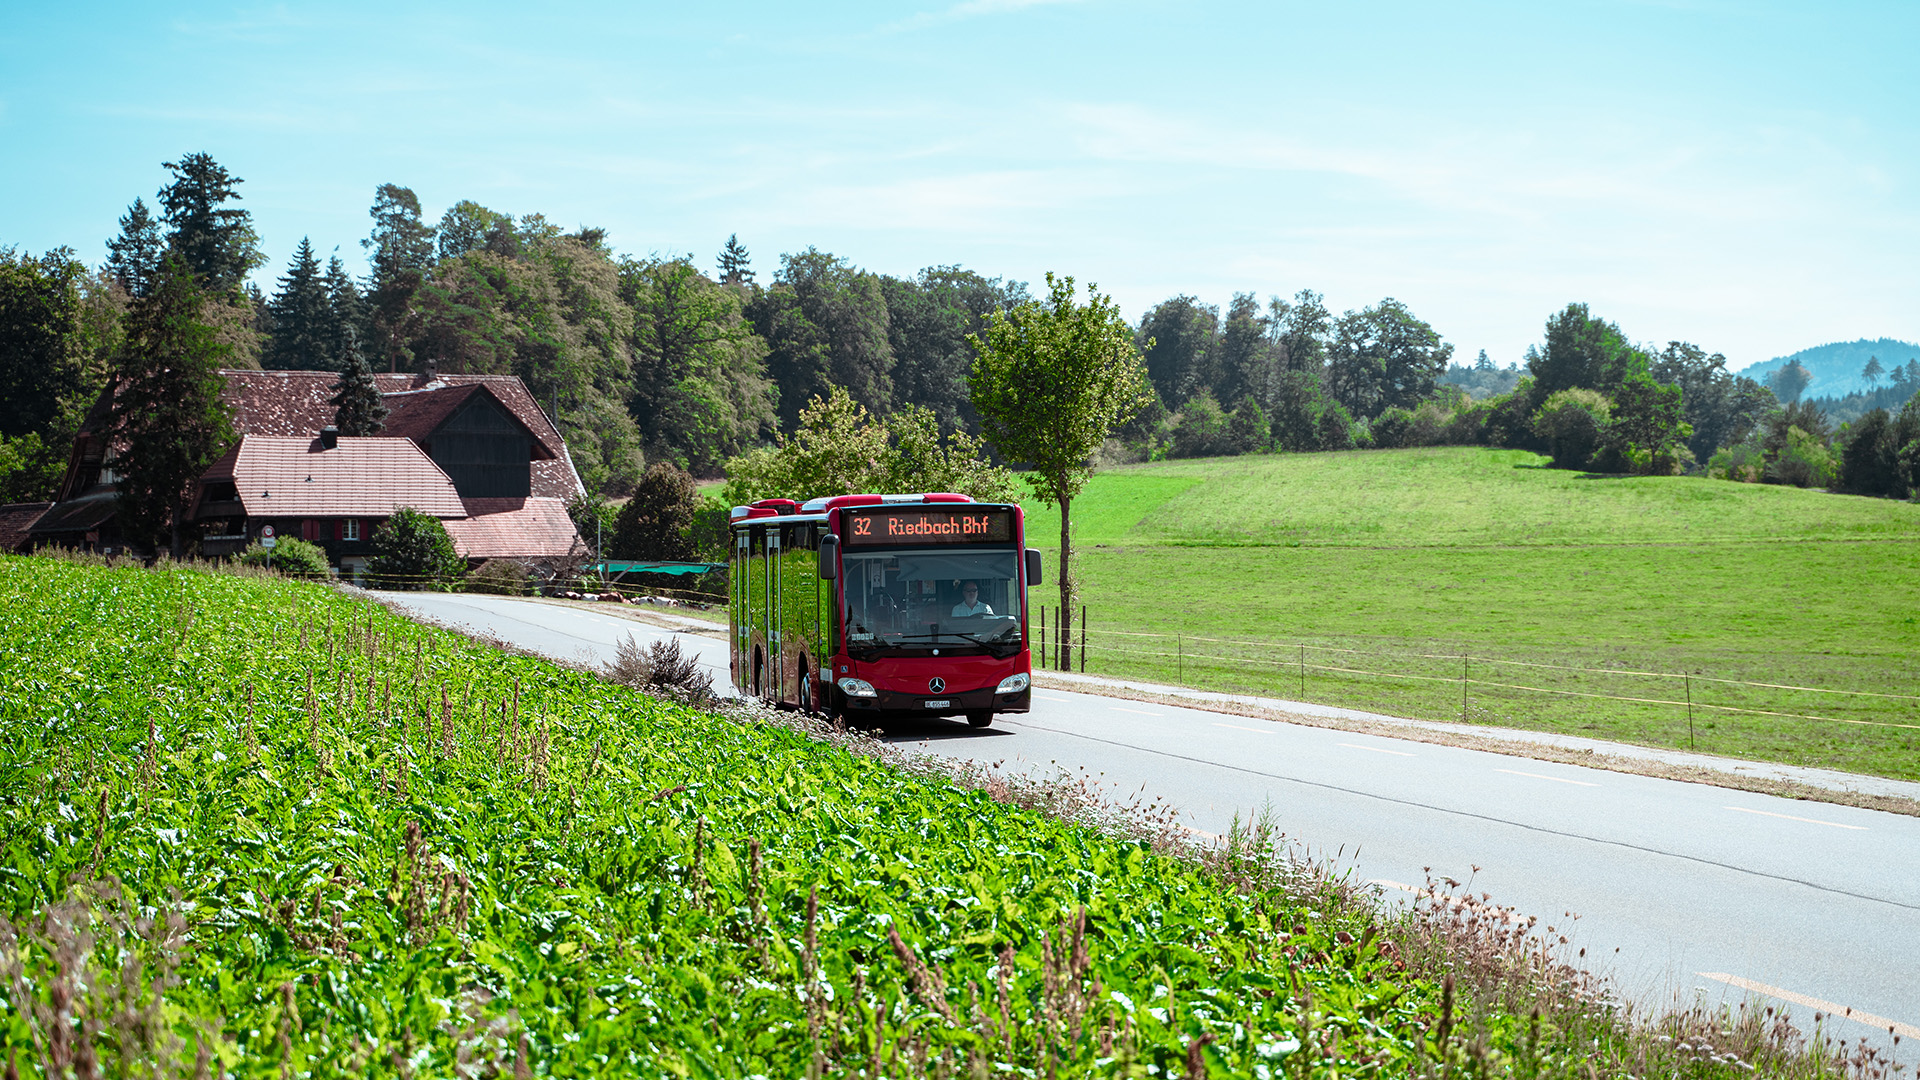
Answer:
(734, 528, 750, 691)
(764, 525, 782, 699)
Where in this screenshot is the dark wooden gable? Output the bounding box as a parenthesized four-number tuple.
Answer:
(427, 393, 532, 498)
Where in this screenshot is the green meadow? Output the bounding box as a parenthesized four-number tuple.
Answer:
(1020, 448, 1920, 780)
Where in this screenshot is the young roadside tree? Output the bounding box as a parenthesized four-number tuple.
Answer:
(156, 153, 264, 294)
(369, 507, 465, 589)
(330, 341, 388, 435)
(968, 273, 1153, 670)
(611, 463, 699, 561)
(109, 256, 236, 559)
(264, 237, 331, 370)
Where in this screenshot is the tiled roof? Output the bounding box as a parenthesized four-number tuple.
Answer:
(212, 370, 581, 498)
(443, 497, 588, 561)
(223, 436, 467, 519)
(28, 493, 118, 535)
(0, 502, 51, 552)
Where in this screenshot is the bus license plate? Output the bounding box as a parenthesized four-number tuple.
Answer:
(924, 700, 950, 708)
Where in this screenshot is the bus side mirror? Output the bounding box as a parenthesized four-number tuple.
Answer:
(820, 534, 839, 579)
(1025, 547, 1043, 586)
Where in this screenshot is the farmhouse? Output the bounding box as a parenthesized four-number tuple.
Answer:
(25, 365, 590, 578)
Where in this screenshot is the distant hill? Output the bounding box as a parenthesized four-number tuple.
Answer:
(1736, 338, 1920, 400)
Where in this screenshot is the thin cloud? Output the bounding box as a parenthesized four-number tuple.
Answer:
(880, 0, 1088, 34)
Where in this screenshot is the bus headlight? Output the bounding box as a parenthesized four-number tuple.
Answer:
(837, 677, 877, 698)
(995, 673, 1030, 694)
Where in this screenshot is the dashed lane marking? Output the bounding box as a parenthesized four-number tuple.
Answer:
(1212, 722, 1272, 734)
(1340, 742, 1415, 757)
(1725, 806, 1867, 831)
(1494, 768, 1599, 787)
(1110, 706, 1162, 716)
(1698, 973, 1919, 1039)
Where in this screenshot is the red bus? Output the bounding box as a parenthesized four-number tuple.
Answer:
(728, 493, 1041, 727)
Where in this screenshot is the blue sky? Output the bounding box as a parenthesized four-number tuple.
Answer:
(3, 1, 1914, 371)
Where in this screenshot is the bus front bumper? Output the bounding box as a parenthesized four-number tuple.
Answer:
(841, 686, 1030, 717)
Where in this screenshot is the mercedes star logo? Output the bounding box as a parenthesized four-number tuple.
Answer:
(928, 678, 946, 694)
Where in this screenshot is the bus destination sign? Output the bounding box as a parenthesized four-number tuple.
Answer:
(845, 508, 1013, 545)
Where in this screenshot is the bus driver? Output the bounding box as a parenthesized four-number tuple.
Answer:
(951, 581, 993, 617)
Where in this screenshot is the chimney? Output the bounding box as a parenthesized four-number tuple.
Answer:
(415, 357, 439, 387)
(320, 425, 339, 450)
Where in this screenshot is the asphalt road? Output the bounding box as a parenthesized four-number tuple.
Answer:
(381, 591, 1919, 1051)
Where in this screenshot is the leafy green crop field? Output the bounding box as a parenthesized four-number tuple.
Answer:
(1020, 448, 1920, 780)
(2, 556, 1493, 1077)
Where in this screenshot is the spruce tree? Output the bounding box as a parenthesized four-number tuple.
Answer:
(110, 255, 236, 559)
(324, 255, 367, 370)
(105, 197, 164, 298)
(717, 234, 754, 286)
(330, 338, 389, 435)
(156, 152, 264, 293)
(265, 238, 331, 369)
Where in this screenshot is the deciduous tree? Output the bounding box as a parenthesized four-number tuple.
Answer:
(1136, 295, 1219, 409)
(722, 387, 1017, 506)
(369, 507, 464, 589)
(967, 273, 1152, 669)
(621, 256, 775, 474)
(611, 462, 699, 561)
(1326, 298, 1452, 420)
(747, 248, 893, 431)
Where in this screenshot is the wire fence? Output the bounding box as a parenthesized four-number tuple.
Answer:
(1031, 608, 1920, 767)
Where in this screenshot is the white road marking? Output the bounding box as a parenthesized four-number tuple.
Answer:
(1371, 879, 1414, 892)
(1698, 973, 1919, 1039)
(1110, 706, 1162, 716)
(1213, 722, 1272, 734)
(1340, 742, 1415, 757)
(1725, 806, 1867, 831)
(1494, 768, 1599, 787)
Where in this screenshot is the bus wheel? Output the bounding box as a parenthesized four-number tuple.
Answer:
(966, 711, 993, 729)
(752, 651, 764, 699)
(798, 668, 814, 716)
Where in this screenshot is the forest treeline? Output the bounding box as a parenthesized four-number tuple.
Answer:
(6, 152, 1920, 510)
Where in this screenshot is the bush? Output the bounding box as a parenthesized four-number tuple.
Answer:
(1369, 406, 1416, 450)
(605, 633, 714, 703)
(369, 507, 466, 590)
(1315, 400, 1357, 451)
(612, 463, 698, 561)
(1765, 426, 1836, 489)
(235, 537, 330, 578)
(1169, 391, 1236, 458)
(467, 559, 531, 596)
(1531, 388, 1612, 469)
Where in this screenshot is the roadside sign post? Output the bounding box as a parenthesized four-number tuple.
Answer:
(260, 524, 276, 550)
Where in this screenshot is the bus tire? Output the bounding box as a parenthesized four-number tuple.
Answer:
(798, 667, 814, 716)
(966, 711, 993, 728)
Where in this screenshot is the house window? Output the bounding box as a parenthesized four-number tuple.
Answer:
(341, 519, 360, 541)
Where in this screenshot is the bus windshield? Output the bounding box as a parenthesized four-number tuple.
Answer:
(843, 548, 1022, 657)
